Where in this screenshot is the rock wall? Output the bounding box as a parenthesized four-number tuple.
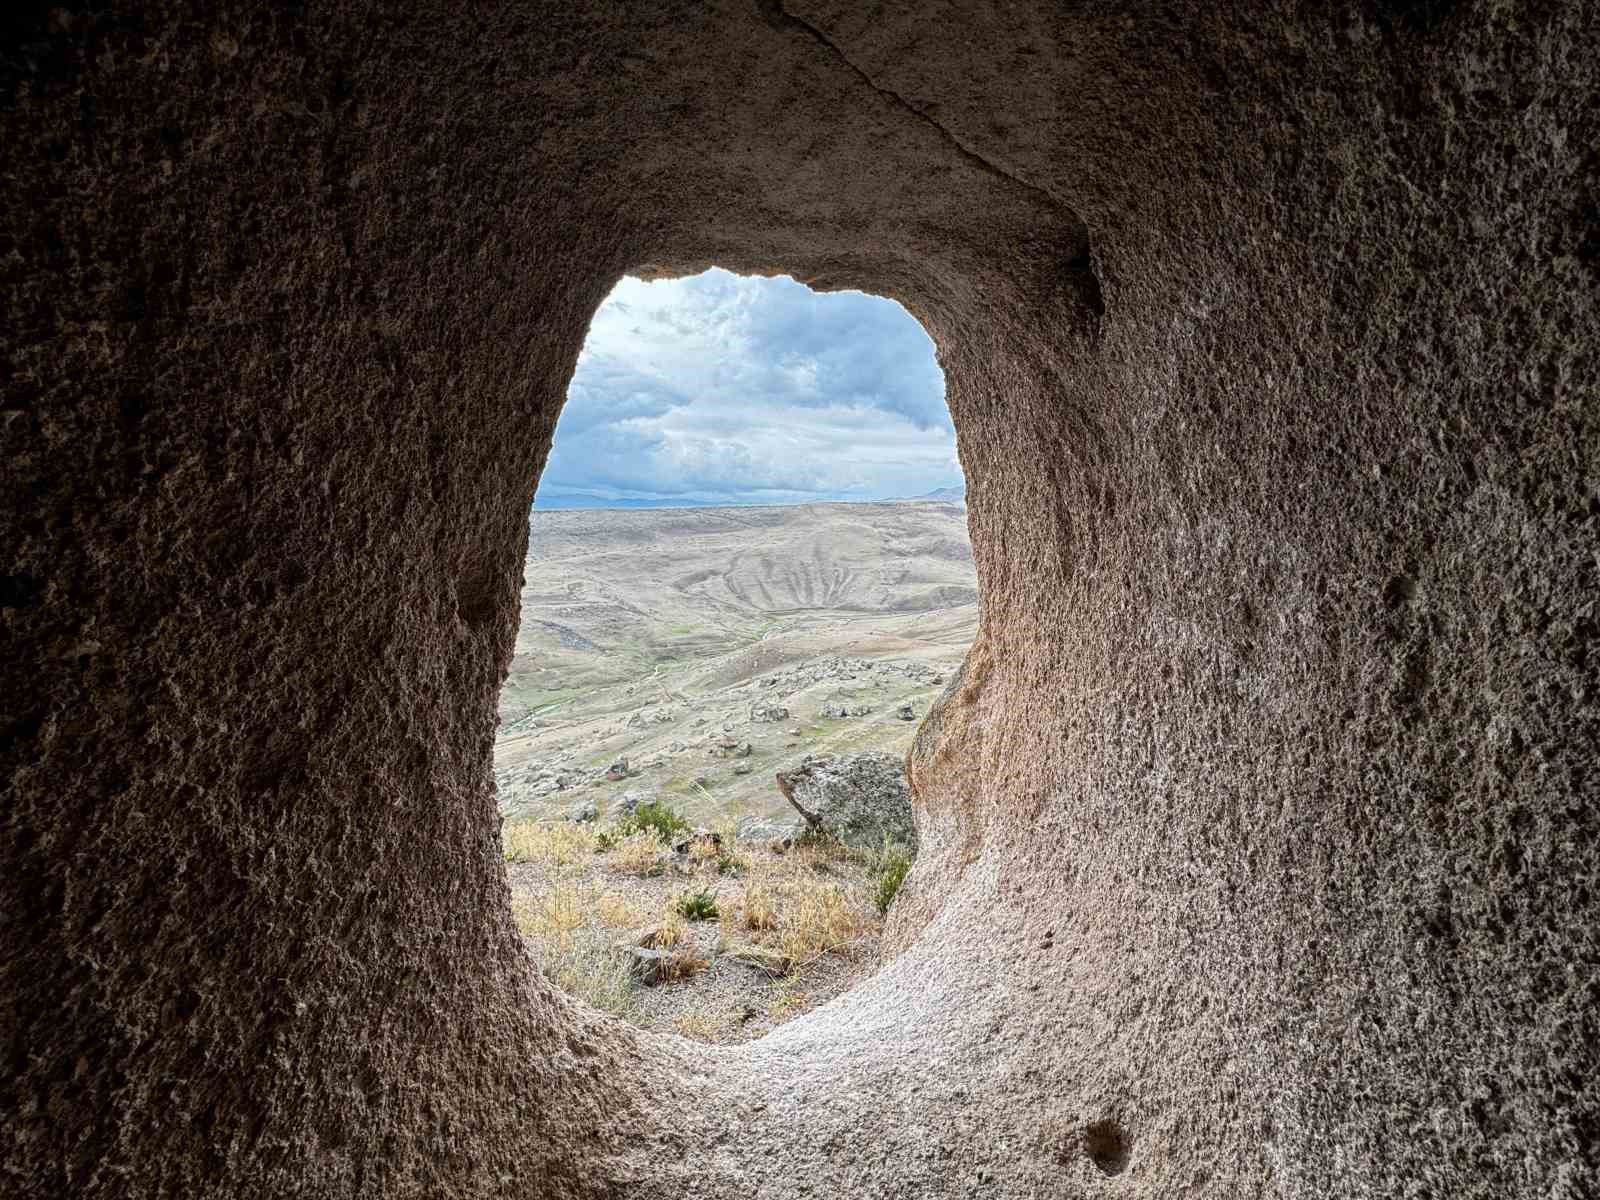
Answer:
(2, 2, 1595, 1197)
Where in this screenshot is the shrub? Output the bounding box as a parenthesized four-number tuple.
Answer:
(874, 845, 913, 916)
(614, 800, 690, 843)
(715, 851, 748, 877)
(674, 886, 719, 922)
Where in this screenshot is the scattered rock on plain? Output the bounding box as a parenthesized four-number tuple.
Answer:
(613, 790, 654, 818)
(776, 752, 917, 854)
(628, 947, 675, 986)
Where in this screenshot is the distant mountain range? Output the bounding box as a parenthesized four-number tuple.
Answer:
(534, 483, 967, 511)
(906, 484, 965, 503)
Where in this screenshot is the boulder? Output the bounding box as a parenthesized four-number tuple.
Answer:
(567, 799, 598, 824)
(751, 703, 789, 723)
(603, 756, 630, 781)
(895, 703, 916, 721)
(775, 753, 917, 854)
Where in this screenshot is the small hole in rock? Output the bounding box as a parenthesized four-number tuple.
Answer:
(1082, 1118, 1130, 1176)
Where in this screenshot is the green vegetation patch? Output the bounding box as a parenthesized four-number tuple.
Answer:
(612, 799, 691, 843)
(673, 886, 720, 921)
(873, 843, 913, 916)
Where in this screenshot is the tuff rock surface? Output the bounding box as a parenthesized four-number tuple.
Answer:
(2, 3, 1597, 1199)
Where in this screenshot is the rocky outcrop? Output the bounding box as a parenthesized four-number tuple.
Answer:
(776, 754, 918, 854)
(2, 4, 1595, 1200)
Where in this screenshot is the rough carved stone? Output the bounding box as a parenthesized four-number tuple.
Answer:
(1, 3, 1595, 1198)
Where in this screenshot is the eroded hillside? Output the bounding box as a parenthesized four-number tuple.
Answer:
(496, 501, 977, 826)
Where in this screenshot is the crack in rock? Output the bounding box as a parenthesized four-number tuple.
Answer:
(764, 0, 1063, 209)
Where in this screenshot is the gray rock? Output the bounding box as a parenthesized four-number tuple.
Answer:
(567, 799, 599, 823)
(896, 703, 917, 721)
(736, 814, 804, 842)
(628, 947, 675, 986)
(603, 756, 631, 781)
(613, 790, 654, 818)
(775, 753, 918, 854)
(732, 761, 753, 775)
(751, 703, 789, 722)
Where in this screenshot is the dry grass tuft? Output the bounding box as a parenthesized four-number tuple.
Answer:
(512, 884, 584, 939)
(611, 830, 667, 876)
(777, 877, 871, 965)
(596, 890, 646, 929)
(741, 879, 777, 931)
(537, 935, 635, 1017)
(673, 1007, 729, 1041)
(510, 886, 635, 1018)
(686, 835, 721, 866)
(502, 820, 596, 868)
(664, 944, 710, 981)
(655, 909, 688, 948)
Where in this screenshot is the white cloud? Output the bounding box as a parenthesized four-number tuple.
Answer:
(535, 269, 961, 508)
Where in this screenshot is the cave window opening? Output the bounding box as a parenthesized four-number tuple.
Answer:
(495, 267, 973, 1041)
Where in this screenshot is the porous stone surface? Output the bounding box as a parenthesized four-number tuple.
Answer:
(2, 3, 1597, 1199)
(777, 753, 919, 854)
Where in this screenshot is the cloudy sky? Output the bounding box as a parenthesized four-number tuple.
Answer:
(534, 269, 961, 508)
